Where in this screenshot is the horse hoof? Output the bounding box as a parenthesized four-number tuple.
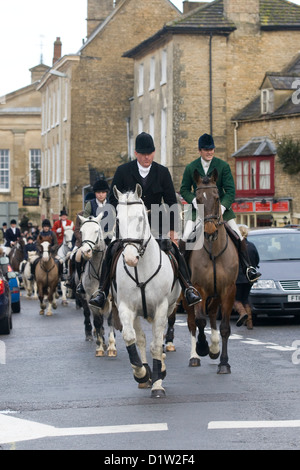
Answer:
(217, 364, 231, 374)
(95, 349, 105, 357)
(107, 350, 117, 357)
(46, 311, 53, 316)
(189, 357, 201, 367)
(151, 389, 166, 398)
(39, 310, 44, 316)
(85, 334, 93, 342)
(165, 343, 176, 352)
(209, 351, 220, 360)
(138, 380, 152, 389)
(52, 304, 57, 310)
(62, 301, 68, 306)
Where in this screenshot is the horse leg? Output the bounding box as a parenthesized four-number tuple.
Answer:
(93, 312, 106, 356)
(107, 312, 117, 357)
(150, 305, 169, 398)
(195, 300, 210, 357)
(46, 289, 54, 316)
(120, 305, 150, 386)
(37, 284, 46, 315)
(81, 299, 93, 341)
(184, 300, 201, 367)
(134, 316, 151, 388)
(165, 305, 176, 352)
(208, 300, 221, 360)
(60, 281, 68, 306)
(217, 287, 235, 374)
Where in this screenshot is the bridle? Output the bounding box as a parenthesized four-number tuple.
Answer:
(196, 184, 225, 241)
(117, 200, 151, 257)
(80, 218, 104, 252)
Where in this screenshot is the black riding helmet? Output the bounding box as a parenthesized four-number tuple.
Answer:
(42, 219, 51, 228)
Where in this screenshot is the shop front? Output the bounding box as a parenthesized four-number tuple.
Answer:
(233, 199, 292, 228)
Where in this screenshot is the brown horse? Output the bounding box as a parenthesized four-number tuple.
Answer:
(35, 235, 59, 316)
(186, 168, 239, 374)
(8, 238, 25, 272)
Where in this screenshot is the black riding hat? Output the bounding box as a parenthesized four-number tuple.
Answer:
(135, 132, 155, 154)
(93, 180, 110, 192)
(198, 133, 215, 150)
(42, 219, 51, 227)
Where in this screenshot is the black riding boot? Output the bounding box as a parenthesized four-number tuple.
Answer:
(171, 243, 201, 306)
(89, 241, 117, 308)
(28, 258, 39, 280)
(75, 260, 86, 294)
(239, 238, 261, 283)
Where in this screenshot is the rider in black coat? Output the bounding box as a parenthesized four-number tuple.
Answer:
(89, 132, 201, 309)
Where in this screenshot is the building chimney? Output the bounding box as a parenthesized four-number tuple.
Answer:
(53, 37, 62, 65)
(223, 0, 260, 28)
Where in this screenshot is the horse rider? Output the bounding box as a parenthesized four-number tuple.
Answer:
(28, 218, 64, 281)
(52, 210, 74, 246)
(180, 133, 261, 283)
(4, 219, 21, 254)
(64, 190, 97, 292)
(89, 132, 201, 309)
(20, 235, 37, 275)
(75, 180, 115, 295)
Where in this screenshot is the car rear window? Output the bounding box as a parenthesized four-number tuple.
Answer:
(248, 232, 300, 261)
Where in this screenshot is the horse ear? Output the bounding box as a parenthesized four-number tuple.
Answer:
(193, 169, 201, 185)
(78, 215, 85, 225)
(95, 212, 103, 224)
(211, 168, 218, 183)
(135, 184, 142, 199)
(113, 185, 122, 201)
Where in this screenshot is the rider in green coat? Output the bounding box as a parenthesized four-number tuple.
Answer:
(180, 133, 261, 283)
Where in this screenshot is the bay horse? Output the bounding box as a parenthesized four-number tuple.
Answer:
(112, 184, 181, 397)
(35, 235, 60, 316)
(77, 213, 119, 357)
(186, 168, 239, 373)
(8, 238, 25, 272)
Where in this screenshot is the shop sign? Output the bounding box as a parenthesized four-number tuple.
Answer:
(255, 201, 271, 212)
(232, 202, 254, 213)
(23, 187, 39, 206)
(272, 201, 289, 212)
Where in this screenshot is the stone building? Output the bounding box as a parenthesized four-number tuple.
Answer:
(38, 0, 181, 222)
(0, 63, 49, 225)
(123, 0, 300, 226)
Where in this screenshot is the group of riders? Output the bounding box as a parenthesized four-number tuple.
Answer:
(4, 132, 261, 317)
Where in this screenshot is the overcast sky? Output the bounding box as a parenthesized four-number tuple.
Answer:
(0, 0, 300, 97)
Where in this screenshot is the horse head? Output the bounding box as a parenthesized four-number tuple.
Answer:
(63, 226, 74, 250)
(113, 184, 150, 268)
(194, 168, 221, 241)
(78, 213, 105, 260)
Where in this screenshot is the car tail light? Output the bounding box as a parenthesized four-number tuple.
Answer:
(0, 279, 5, 295)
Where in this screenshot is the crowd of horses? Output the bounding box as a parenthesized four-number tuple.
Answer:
(7, 170, 239, 398)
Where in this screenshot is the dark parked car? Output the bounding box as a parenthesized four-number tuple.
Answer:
(0, 271, 12, 335)
(247, 228, 300, 319)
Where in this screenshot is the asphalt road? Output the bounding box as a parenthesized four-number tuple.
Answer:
(0, 291, 300, 452)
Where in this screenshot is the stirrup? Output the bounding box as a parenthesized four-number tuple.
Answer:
(185, 287, 201, 306)
(246, 267, 261, 283)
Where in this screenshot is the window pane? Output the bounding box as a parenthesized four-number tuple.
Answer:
(236, 161, 242, 190)
(0, 150, 9, 190)
(250, 160, 256, 189)
(259, 160, 270, 189)
(243, 161, 249, 190)
(30, 149, 41, 186)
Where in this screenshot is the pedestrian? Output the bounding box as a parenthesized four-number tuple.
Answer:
(234, 225, 260, 329)
(52, 210, 74, 246)
(89, 132, 201, 309)
(180, 133, 261, 283)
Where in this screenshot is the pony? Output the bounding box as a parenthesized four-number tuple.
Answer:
(8, 238, 25, 272)
(35, 235, 60, 316)
(77, 213, 119, 357)
(186, 168, 239, 373)
(112, 184, 181, 397)
(56, 226, 74, 305)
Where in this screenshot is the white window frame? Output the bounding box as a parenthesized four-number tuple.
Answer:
(29, 149, 41, 187)
(261, 88, 274, 114)
(138, 63, 144, 96)
(149, 57, 155, 91)
(138, 118, 143, 134)
(161, 108, 167, 165)
(0, 149, 10, 191)
(161, 49, 167, 85)
(149, 114, 155, 140)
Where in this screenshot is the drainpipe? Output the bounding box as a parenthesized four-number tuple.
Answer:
(234, 121, 239, 152)
(209, 33, 213, 135)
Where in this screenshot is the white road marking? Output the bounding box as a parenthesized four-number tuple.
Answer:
(208, 420, 300, 430)
(0, 413, 168, 445)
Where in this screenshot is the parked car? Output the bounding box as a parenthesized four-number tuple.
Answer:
(0, 271, 12, 335)
(0, 256, 21, 313)
(247, 228, 300, 319)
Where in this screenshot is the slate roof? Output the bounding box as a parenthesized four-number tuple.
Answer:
(124, 0, 300, 57)
(232, 137, 277, 158)
(233, 53, 300, 122)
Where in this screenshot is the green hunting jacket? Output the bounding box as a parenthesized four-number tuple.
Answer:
(180, 156, 236, 222)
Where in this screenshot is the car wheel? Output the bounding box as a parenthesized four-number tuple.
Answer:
(11, 300, 20, 313)
(0, 316, 11, 335)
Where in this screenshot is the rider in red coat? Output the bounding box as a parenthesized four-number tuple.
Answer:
(52, 210, 74, 245)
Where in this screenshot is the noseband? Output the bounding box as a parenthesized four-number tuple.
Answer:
(81, 218, 103, 251)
